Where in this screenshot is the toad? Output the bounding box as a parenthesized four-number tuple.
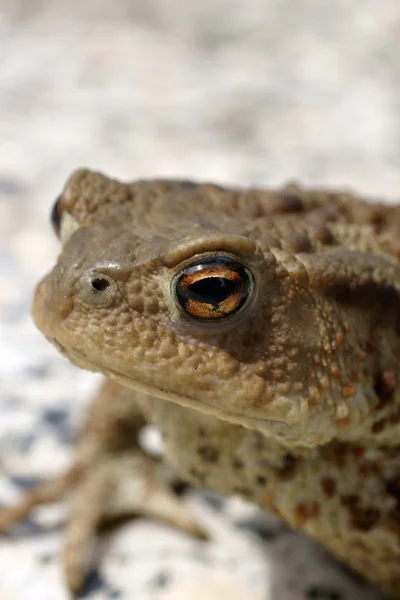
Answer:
(2, 169, 400, 597)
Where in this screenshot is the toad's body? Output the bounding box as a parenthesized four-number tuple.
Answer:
(3, 170, 400, 596)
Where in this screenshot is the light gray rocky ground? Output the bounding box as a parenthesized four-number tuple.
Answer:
(1, 1, 399, 598)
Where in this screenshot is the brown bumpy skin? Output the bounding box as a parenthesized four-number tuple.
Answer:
(4, 168, 400, 596)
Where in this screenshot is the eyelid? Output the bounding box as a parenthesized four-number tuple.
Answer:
(163, 234, 256, 268)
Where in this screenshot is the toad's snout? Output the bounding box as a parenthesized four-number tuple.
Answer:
(32, 271, 73, 342)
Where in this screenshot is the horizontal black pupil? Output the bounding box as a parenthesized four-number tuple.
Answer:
(174, 256, 253, 320)
(188, 277, 237, 307)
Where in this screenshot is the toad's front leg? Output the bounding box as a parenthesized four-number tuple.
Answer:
(0, 380, 206, 594)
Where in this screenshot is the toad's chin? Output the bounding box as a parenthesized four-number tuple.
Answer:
(63, 345, 303, 446)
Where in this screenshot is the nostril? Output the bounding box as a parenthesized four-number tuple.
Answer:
(90, 277, 111, 292)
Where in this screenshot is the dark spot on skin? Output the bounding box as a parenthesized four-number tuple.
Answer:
(352, 507, 381, 531)
(371, 420, 385, 433)
(341, 495, 381, 531)
(278, 453, 297, 479)
(256, 475, 267, 486)
(268, 192, 304, 215)
(197, 427, 206, 437)
(232, 458, 244, 470)
(358, 461, 381, 477)
(283, 232, 313, 253)
(309, 206, 338, 224)
(374, 370, 397, 403)
(321, 442, 364, 468)
(368, 209, 386, 233)
(341, 494, 358, 509)
(386, 473, 400, 501)
(321, 477, 336, 498)
(361, 339, 377, 353)
(294, 502, 320, 526)
(197, 445, 220, 462)
(311, 225, 335, 245)
(328, 280, 400, 314)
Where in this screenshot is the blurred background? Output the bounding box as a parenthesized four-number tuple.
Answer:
(0, 1, 399, 598)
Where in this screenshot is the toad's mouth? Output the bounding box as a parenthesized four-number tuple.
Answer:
(65, 345, 293, 440)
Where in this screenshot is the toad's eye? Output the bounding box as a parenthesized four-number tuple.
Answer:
(173, 256, 254, 320)
(51, 195, 63, 238)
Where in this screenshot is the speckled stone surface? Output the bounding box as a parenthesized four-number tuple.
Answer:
(1, 1, 400, 598)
